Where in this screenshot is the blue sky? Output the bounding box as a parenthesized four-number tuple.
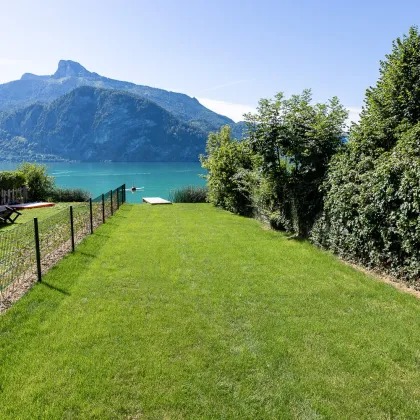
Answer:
(1, 0, 419, 122)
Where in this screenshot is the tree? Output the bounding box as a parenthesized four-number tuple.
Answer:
(313, 27, 420, 281)
(352, 26, 420, 152)
(244, 90, 348, 235)
(200, 126, 256, 215)
(17, 162, 54, 201)
(0, 171, 26, 190)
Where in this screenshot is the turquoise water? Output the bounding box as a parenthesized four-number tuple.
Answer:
(0, 162, 206, 204)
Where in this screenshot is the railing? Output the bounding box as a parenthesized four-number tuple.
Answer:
(0, 186, 27, 205)
(0, 184, 126, 313)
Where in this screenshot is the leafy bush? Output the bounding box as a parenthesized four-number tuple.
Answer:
(48, 187, 91, 202)
(169, 186, 208, 203)
(312, 27, 420, 282)
(0, 171, 26, 190)
(201, 93, 347, 233)
(200, 126, 257, 215)
(1, 163, 91, 203)
(244, 90, 348, 235)
(313, 127, 420, 282)
(17, 162, 55, 201)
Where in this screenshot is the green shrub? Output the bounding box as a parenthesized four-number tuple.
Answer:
(0, 171, 26, 190)
(48, 187, 91, 202)
(169, 186, 207, 203)
(201, 93, 347, 233)
(312, 128, 420, 281)
(17, 162, 55, 201)
(312, 27, 420, 282)
(244, 90, 348, 236)
(1, 164, 91, 204)
(200, 126, 257, 216)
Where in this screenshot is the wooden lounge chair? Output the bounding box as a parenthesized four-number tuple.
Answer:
(0, 205, 22, 224)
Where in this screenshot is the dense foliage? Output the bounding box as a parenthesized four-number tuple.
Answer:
(0, 130, 68, 162)
(200, 126, 256, 215)
(1, 163, 91, 202)
(245, 90, 348, 235)
(17, 162, 55, 201)
(0, 170, 26, 190)
(202, 92, 347, 234)
(169, 185, 208, 203)
(312, 27, 420, 282)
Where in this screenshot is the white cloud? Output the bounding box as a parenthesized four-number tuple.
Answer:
(197, 97, 256, 122)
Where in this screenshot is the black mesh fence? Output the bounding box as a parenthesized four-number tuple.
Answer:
(0, 184, 126, 312)
(0, 220, 36, 303)
(104, 190, 112, 220)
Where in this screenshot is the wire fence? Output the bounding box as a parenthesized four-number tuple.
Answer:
(0, 184, 126, 313)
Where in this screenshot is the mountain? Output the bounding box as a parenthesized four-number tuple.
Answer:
(0, 86, 207, 162)
(0, 60, 243, 136)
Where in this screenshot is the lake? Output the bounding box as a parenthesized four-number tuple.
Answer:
(0, 162, 206, 203)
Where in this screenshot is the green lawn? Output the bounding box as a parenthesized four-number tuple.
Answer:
(0, 204, 419, 418)
(0, 203, 72, 232)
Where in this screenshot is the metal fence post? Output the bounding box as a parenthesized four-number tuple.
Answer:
(102, 194, 105, 223)
(110, 190, 113, 216)
(34, 218, 42, 282)
(89, 198, 93, 234)
(117, 187, 120, 210)
(70, 206, 75, 252)
(123, 184, 126, 203)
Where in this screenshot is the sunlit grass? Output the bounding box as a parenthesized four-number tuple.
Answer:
(0, 203, 73, 232)
(0, 204, 419, 418)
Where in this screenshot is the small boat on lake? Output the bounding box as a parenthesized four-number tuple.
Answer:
(129, 186, 144, 192)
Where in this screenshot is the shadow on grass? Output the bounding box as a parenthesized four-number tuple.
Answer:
(39, 281, 70, 296)
(1, 214, 120, 332)
(286, 234, 308, 242)
(0, 221, 23, 232)
(117, 205, 132, 212)
(0, 223, 9, 231)
(93, 233, 112, 239)
(79, 251, 98, 259)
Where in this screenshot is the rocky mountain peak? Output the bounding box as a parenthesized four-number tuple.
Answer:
(53, 60, 95, 79)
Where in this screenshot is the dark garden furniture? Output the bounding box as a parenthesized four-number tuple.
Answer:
(0, 205, 22, 224)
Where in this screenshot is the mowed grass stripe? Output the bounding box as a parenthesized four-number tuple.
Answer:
(0, 204, 419, 418)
